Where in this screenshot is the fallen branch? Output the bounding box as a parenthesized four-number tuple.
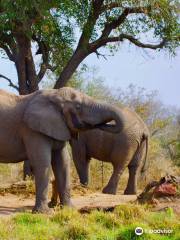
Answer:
(137, 175, 179, 204)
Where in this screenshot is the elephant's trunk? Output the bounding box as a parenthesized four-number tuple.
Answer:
(92, 103, 125, 134)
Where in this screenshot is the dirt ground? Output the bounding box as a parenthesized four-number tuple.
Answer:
(0, 193, 137, 216)
(0, 193, 179, 217)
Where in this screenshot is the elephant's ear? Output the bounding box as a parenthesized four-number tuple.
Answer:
(23, 93, 71, 141)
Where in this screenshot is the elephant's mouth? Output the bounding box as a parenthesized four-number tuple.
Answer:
(70, 112, 112, 130)
(70, 112, 119, 133)
(73, 120, 116, 131)
(94, 121, 116, 130)
(83, 120, 116, 131)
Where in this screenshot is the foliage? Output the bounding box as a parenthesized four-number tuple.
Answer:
(0, 0, 179, 91)
(0, 0, 74, 69)
(0, 162, 23, 184)
(0, 204, 179, 240)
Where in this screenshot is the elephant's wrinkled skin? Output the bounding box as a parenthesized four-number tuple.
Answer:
(50, 107, 149, 206)
(0, 87, 124, 213)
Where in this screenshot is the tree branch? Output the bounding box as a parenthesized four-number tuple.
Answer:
(0, 32, 17, 61)
(102, 5, 151, 14)
(38, 62, 48, 82)
(0, 43, 15, 61)
(90, 33, 166, 51)
(77, 0, 104, 48)
(100, 6, 151, 40)
(33, 35, 50, 82)
(0, 74, 19, 91)
(94, 50, 107, 60)
(101, 2, 122, 12)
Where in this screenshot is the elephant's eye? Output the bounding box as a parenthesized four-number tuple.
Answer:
(75, 103, 81, 111)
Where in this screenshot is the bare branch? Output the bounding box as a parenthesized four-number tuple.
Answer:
(38, 63, 48, 82)
(0, 32, 17, 61)
(94, 50, 107, 60)
(90, 33, 166, 51)
(0, 74, 19, 91)
(0, 44, 15, 61)
(110, 34, 166, 49)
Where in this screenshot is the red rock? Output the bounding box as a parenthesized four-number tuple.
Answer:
(154, 183, 176, 197)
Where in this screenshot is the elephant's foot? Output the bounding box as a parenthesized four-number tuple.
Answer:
(102, 186, 117, 195)
(80, 182, 88, 188)
(48, 199, 58, 208)
(124, 188, 137, 195)
(59, 191, 73, 207)
(60, 199, 74, 208)
(32, 204, 53, 214)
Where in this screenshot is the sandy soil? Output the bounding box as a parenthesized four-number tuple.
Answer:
(0, 193, 137, 216)
(0, 194, 34, 216)
(0, 193, 179, 217)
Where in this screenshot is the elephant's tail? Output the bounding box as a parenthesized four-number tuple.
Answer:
(140, 133, 149, 176)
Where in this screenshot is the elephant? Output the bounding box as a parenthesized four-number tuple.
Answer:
(50, 107, 149, 206)
(0, 87, 124, 213)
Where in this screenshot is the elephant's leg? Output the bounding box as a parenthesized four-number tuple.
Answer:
(124, 142, 146, 195)
(102, 165, 125, 194)
(48, 179, 58, 208)
(71, 139, 89, 186)
(124, 165, 138, 194)
(23, 132, 52, 213)
(33, 163, 51, 213)
(23, 160, 33, 180)
(51, 145, 72, 206)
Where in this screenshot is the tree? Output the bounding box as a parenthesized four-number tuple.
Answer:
(0, 0, 180, 93)
(1, 1, 179, 180)
(0, 0, 74, 94)
(54, 0, 180, 87)
(161, 113, 180, 166)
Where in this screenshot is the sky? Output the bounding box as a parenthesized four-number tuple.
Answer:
(84, 44, 180, 107)
(0, 43, 179, 107)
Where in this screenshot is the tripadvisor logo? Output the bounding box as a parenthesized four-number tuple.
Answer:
(135, 227, 173, 235)
(135, 227, 143, 235)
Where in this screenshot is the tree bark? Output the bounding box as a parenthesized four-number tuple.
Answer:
(54, 48, 87, 88)
(15, 34, 39, 94)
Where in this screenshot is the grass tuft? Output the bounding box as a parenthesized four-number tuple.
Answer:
(0, 204, 179, 240)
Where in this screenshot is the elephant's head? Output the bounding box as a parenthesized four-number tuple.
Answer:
(23, 87, 124, 141)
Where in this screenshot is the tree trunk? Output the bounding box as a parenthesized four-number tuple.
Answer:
(54, 48, 87, 88)
(15, 34, 39, 94)
(15, 34, 39, 178)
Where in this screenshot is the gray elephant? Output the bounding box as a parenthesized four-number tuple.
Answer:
(50, 107, 149, 206)
(0, 87, 124, 213)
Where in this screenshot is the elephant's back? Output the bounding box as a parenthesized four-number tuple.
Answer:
(121, 107, 149, 137)
(0, 89, 19, 108)
(82, 129, 131, 162)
